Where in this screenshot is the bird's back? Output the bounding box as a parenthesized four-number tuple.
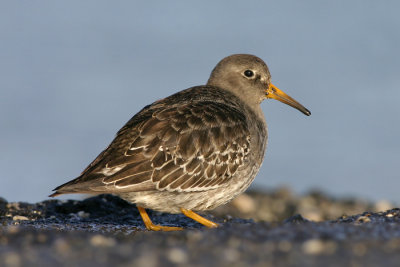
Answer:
(50, 85, 267, 198)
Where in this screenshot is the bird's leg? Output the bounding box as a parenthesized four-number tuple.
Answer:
(137, 206, 183, 231)
(180, 208, 219, 228)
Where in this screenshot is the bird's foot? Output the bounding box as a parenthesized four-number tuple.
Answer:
(145, 223, 183, 231)
(137, 206, 183, 231)
(180, 208, 219, 228)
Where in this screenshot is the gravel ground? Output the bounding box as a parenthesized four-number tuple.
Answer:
(1, 189, 399, 267)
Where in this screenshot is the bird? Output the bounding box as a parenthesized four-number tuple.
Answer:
(49, 54, 311, 231)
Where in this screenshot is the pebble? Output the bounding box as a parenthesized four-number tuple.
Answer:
(231, 193, 256, 213)
(12, 215, 29, 221)
(90, 234, 116, 247)
(374, 200, 393, 211)
(77, 211, 90, 218)
(3, 251, 21, 267)
(134, 252, 157, 267)
(167, 248, 188, 264)
(302, 239, 337, 255)
(54, 238, 71, 254)
(355, 216, 371, 223)
(302, 239, 325, 255)
(223, 248, 240, 262)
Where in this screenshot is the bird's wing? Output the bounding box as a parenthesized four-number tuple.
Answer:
(54, 101, 251, 194)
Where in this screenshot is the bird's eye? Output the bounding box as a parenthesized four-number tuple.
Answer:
(244, 70, 254, 77)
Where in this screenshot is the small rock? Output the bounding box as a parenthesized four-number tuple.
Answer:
(4, 251, 21, 267)
(231, 193, 256, 213)
(167, 248, 188, 264)
(302, 239, 324, 255)
(284, 214, 309, 224)
(134, 252, 157, 267)
(90, 234, 116, 247)
(54, 238, 71, 253)
(374, 200, 393, 212)
(223, 248, 240, 262)
(77, 211, 90, 218)
(7, 202, 20, 209)
(355, 216, 371, 223)
(302, 210, 323, 222)
(12, 215, 29, 221)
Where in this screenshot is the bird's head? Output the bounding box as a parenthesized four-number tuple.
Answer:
(207, 54, 311, 116)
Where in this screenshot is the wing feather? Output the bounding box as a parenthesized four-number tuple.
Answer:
(53, 99, 251, 194)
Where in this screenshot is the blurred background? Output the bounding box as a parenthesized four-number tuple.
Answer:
(1, 1, 399, 203)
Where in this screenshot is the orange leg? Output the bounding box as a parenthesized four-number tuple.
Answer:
(180, 208, 219, 228)
(137, 206, 183, 231)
